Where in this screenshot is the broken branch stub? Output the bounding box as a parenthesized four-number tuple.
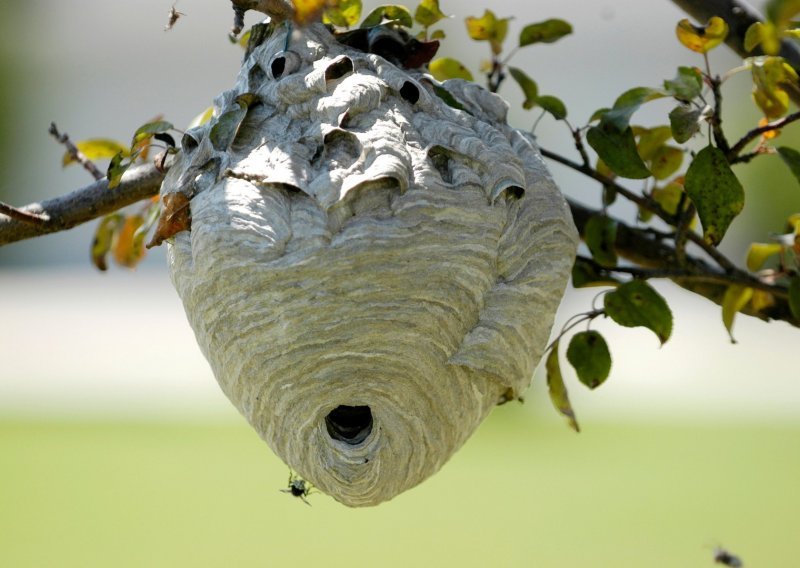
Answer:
(161, 23, 577, 506)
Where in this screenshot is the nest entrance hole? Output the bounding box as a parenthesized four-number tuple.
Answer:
(325, 405, 373, 445)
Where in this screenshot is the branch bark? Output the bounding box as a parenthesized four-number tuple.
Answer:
(0, 163, 164, 246)
(569, 199, 800, 328)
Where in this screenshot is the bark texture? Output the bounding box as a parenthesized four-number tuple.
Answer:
(163, 23, 577, 506)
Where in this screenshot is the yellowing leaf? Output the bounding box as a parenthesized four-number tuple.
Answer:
(721, 285, 753, 343)
(414, 0, 447, 27)
(113, 215, 147, 269)
(751, 56, 800, 119)
(63, 139, 129, 167)
(751, 289, 776, 312)
(746, 242, 784, 271)
(744, 21, 782, 54)
(676, 17, 729, 53)
(648, 145, 684, 180)
(91, 214, 123, 272)
(545, 342, 580, 432)
(323, 0, 362, 28)
(651, 180, 695, 228)
(465, 10, 510, 55)
(428, 57, 473, 81)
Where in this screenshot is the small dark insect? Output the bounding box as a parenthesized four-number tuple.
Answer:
(280, 472, 314, 506)
(165, 4, 185, 32)
(714, 547, 743, 567)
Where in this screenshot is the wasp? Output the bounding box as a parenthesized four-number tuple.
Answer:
(280, 471, 314, 506)
(713, 546, 743, 567)
(165, 3, 185, 31)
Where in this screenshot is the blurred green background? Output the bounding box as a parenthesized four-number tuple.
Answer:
(1, 2, 799, 567)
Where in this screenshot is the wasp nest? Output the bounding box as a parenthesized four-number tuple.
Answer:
(162, 22, 577, 507)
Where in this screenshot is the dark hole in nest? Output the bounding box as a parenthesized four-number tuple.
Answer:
(400, 81, 420, 104)
(271, 56, 287, 78)
(325, 405, 373, 445)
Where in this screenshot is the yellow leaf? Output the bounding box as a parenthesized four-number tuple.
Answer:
(293, 0, 327, 25)
(188, 106, 215, 129)
(465, 10, 510, 55)
(745, 242, 783, 271)
(676, 17, 729, 53)
(63, 139, 129, 167)
(721, 285, 753, 343)
(751, 56, 800, 119)
(751, 289, 776, 312)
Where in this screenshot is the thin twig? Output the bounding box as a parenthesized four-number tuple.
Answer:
(708, 74, 731, 155)
(48, 122, 105, 181)
(727, 110, 800, 161)
(0, 201, 49, 226)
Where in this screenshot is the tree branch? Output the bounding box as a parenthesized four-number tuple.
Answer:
(569, 199, 799, 328)
(0, 163, 165, 246)
(728, 110, 800, 161)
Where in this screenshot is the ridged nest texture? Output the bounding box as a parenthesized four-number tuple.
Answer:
(162, 22, 578, 507)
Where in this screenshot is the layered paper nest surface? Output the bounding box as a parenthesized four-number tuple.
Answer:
(163, 23, 578, 506)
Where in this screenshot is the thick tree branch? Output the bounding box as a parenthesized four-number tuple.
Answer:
(0, 163, 165, 246)
(569, 199, 799, 328)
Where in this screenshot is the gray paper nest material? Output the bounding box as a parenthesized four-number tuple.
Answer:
(162, 22, 578, 507)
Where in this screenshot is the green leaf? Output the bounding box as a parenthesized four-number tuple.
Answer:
(663, 66, 703, 101)
(604, 280, 673, 344)
(519, 19, 573, 46)
(508, 67, 538, 109)
(684, 145, 745, 246)
(107, 151, 131, 190)
(545, 342, 580, 432)
(669, 104, 704, 143)
(360, 5, 413, 28)
(585, 215, 618, 266)
(721, 285, 754, 343)
(429, 57, 474, 81)
(600, 87, 666, 132)
(567, 331, 612, 390)
(209, 106, 248, 151)
(431, 84, 467, 112)
(789, 276, 800, 319)
(778, 146, 800, 185)
(414, 0, 446, 27)
(536, 95, 567, 120)
(649, 145, 684, 180)
(587, 125, 651, 179)
(324, 0, 362, 28)
(131, 120, 174, 148)
(572, 257, 621, 288)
